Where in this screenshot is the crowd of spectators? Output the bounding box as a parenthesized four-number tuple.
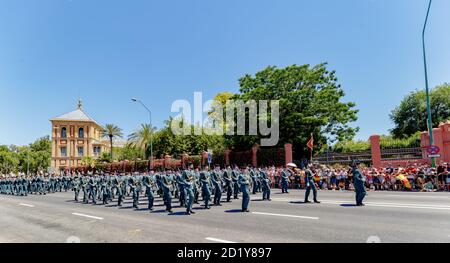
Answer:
(269, 162, 450, 192)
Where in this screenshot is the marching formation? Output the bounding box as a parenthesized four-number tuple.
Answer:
(1, 161, 368, 213)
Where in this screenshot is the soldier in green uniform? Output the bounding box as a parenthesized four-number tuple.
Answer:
(143, 171, 156, 211)
(181, 169, 196, 215)
(200, 168, 212, 209)
(223, 166, 233, 202)
(239, 168, 251, 212)
(161, 172, 174, 214)
(211, 166, 223, 206)
(232, 167, 240, 199)
(73, 172, 81, 202)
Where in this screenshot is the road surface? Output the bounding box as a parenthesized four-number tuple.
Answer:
(1, 189, 449, 243)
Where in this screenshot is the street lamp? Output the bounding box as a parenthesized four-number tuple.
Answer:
(422, 0, 435, 168)
(132, 98, 153, 170)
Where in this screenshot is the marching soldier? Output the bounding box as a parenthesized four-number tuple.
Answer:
(73, 172, 81, 202)
(143, 171, 156, 211)
(352, 160, 366, 206)
(281, 166, 292, 194)
(200, 168, 212, 209)
(161, 172, 174, 214)
(181, 169, 196, 215)
(239, 168, 251, 212)
(232, 167, 240, 199)
(223, 166, 233, 202)
(304, 164, 320, 204)
(261, 169, 272, 201)
(211, 166, 223, 206)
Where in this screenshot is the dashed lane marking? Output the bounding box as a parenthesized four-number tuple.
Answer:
(205, 237, 237, 243)
(72, 213, 104, 220)
(252, 212, 319, 220)
(19, 203, 35, 207)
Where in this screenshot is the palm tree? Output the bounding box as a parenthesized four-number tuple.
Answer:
(128, 124, 154, 159)
(101, 124, 123, 160)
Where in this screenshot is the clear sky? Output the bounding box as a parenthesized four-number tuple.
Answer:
(0, 0, 449, 146)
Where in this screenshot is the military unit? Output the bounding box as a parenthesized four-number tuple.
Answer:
(69, 164, 274, 214)
(0, 172, 72, 196)
(1, 162, 367, 213)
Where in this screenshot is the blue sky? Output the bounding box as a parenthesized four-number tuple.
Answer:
(0, 0, 449, 146)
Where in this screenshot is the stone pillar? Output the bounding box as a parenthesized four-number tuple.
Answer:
(252, 146, 258, 168)
(225, 149, 231, 166)
(164, 155, 171, 168)
(181, 153, 189, 169)
(432, 127, 444, 164)
(370, 135, 381, 169)
(284, 143, 293, 165)
(440, 122, 450, 163)
(201, 151, 209, 167)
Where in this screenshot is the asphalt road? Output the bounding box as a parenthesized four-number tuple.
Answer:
(1, 189, 450, 243)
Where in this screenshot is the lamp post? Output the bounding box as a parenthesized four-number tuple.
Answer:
(132, 98, 153, 170)
(422, 0, 435, 168)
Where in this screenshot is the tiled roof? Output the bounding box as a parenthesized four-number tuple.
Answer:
(50, 109, 100, 126)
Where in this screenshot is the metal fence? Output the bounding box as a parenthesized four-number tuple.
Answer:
(313, 151, 373, 165)
(380, 147, 424, 161)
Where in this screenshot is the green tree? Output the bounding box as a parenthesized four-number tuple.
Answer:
(229, 63, 358, 158)
(101, 124, 123, 160)
(128, 124, 155, 159)
(390, 83, 450, 138)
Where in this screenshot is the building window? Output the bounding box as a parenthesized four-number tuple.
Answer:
(60, 147, 67, 157)
(78, 147, 84, 157)
(93, 146, 101, 156)
(78, 128, 84, 138)
(61, 127, 67, 138)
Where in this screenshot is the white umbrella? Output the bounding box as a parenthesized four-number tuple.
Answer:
(287, 163, 297, 168)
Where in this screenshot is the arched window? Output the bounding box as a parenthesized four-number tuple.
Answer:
(61, 127, 67, 138)
(78, 128, 84, 138)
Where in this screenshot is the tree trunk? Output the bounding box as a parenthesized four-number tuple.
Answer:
(109, 135, 113, 160)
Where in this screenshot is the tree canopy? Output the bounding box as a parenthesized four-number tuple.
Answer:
(226, 63, 358, 158)
(390, 83, 450, 138)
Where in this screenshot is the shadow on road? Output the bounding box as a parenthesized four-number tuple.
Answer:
(340, 204, 357, 207)
(225, 209, 243, 213)
(168, 211, 189, 216)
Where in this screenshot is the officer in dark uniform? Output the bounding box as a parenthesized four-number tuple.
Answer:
(352, 160, 366, 206)
(304, 164, 320, 203)
(281, 167, 291, 194)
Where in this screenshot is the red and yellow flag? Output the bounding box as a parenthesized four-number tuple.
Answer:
(307, 134, 314, 150)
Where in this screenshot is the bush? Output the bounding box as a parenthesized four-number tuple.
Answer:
(333, 140, 371, 153)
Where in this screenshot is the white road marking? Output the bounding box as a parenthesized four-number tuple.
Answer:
(320, 200, 450, 210)
(72, 213, 104, 220)
(386, 195, 449, 199)
(252, 212, 319, 220)
(19, 203, 35, 207)
(205, 237, 237, 244)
